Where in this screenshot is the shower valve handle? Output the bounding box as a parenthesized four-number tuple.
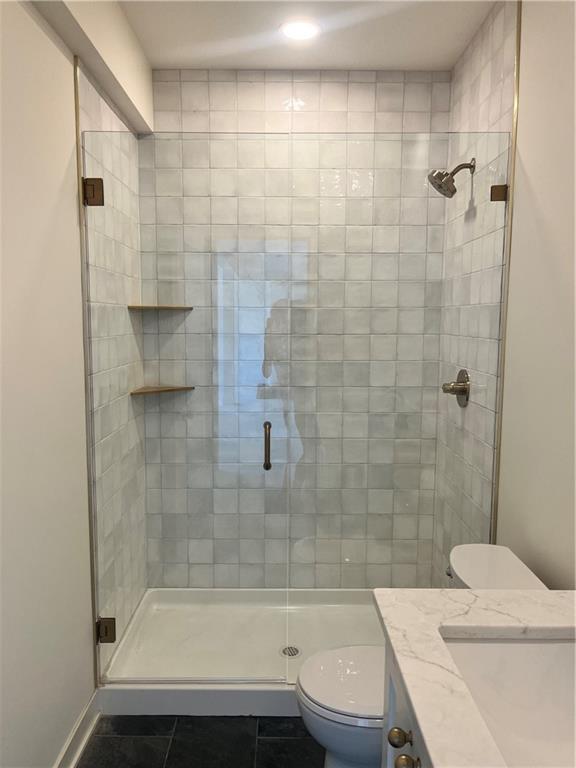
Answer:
(441, 381, 469, 395)
(441, 369, 470, 408)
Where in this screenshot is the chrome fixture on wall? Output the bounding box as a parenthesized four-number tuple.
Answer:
(441, 369, 470, 407)
(427, 157, 476, 198)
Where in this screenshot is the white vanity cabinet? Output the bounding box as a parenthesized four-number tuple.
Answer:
(382, 640, 431, 768)
(375, 589, 574, 768)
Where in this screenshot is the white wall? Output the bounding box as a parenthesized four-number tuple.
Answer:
(0, 3, 95, 766)
(498, 1, 575, 588)
(34, 0, 153, 132)
(65, 1, 152, 129)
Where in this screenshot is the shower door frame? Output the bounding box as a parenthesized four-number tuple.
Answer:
(489, 0, 523, 545)
(73, 56, 101, 687)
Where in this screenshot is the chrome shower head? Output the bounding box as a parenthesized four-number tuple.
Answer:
(427, 169, 457, 198)
(427, 157, 476, 198)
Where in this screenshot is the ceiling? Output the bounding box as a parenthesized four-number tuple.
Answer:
(120, 1, 493, 70)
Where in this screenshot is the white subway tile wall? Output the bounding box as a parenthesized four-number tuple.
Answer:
(141, 68, 453, 589)
(79, 71, 147, 670)
(433, 1, 517, 585)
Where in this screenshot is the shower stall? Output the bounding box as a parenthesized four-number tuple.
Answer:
(82, 114, 510, 687)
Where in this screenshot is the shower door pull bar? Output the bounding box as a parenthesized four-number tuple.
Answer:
(263, 421, 272, 471)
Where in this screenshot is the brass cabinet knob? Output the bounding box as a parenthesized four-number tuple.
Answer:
(388, 727, 413, 748)
(394, 755, 420, 768)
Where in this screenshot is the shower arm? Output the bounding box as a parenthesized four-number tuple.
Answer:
(449, 158, 476, 178)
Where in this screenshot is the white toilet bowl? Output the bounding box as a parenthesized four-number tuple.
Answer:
(296, 645, 385, 768)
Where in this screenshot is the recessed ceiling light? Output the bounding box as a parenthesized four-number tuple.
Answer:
(281, 20, 320, 41)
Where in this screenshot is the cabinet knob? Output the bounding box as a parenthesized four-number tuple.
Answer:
(394, 755, 420, 768)
(388, 727, 413, 748)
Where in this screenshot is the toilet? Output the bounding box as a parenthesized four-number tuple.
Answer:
(296, 544, 547, 768)
(296, 645, 386, 768)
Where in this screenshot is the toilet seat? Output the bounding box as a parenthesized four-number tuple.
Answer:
(297, 683, 383, 728)
(296, 645, 385, 728)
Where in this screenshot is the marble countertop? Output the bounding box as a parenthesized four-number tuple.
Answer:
(373, 589, 575, 768)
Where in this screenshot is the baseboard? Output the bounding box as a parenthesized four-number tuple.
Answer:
(52, 682, 299, 764)
(53, 692, 101, 768)
(98, 684, 299, 716)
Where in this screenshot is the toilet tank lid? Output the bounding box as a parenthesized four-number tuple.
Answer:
(449, 544, 548, 589)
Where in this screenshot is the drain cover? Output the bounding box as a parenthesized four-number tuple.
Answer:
(280, 645, 301, 658)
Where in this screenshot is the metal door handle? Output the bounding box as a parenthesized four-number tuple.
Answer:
(263, 421, 272, 470)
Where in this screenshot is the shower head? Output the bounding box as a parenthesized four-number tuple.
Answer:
(427, 157, 476, 198)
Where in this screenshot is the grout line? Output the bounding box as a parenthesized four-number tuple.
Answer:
(160, 717, 178, 768)
(93, 734, 173, 739)
(257, 736, 314, 740)
(253, 717, 259, 768)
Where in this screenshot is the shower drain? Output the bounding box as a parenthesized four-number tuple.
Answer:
(280, 645, 301, 658)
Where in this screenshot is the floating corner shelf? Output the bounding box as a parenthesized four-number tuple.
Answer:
(130, 385, 195, 396)
(127, 305, 194, 311)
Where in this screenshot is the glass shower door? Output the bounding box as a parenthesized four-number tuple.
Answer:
(83, 125, 511, 685)
(83, 130, 292, 683)
(206, 133, 297, 680)
(134, 132, 293, 682)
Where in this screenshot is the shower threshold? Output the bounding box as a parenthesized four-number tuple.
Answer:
(103, 589, 383, 685)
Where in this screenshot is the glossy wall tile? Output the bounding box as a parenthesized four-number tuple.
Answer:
(140, 66, 453, 589)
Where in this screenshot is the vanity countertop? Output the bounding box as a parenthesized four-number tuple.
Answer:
(373, 588, 575, 768)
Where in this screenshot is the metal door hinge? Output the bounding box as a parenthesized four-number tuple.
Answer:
(82, 177, 104, 206)
(96, 617, 116, 644)
(490, 184, 508, 202)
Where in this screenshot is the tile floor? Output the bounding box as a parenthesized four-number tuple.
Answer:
(76, 716, 324, 768)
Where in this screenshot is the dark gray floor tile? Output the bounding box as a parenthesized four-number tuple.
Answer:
(165, 736, 255, 768)
(76, 736, 170, 768)
(258, 717, 309, 738)
(174, 716, 257, 740)
(95, 715, 176, 736)
(255, 737, 325, 768)
(166, 717, 257, 768)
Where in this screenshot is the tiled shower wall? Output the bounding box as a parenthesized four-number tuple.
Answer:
(140, 68, 453, 588)
(152, 68, 452, 134)
(449, 1, 517, 134)
(433, 1, 517, 584)
(79, 70, 147, 669)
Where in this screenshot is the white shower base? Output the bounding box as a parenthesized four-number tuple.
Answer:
(104, 589, 383, 685)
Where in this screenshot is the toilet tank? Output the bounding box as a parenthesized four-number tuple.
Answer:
(449, 544, 548, 589)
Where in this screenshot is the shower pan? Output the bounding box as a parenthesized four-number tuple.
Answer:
(81, 127, 511, 689)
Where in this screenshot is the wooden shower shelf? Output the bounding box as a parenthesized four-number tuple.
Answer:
(130, 385, 195, 396)
(128, 305, 193, 310)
